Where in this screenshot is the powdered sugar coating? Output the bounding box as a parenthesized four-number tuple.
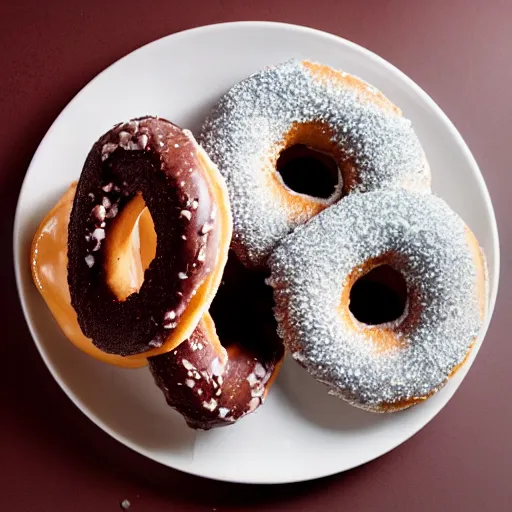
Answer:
(200, 59, 430, 267)
(268, 190, 486, 410)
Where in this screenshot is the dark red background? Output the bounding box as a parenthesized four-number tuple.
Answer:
(2, 1, 510, 510)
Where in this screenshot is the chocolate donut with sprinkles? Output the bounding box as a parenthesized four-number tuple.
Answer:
(67, 116, 232, 357)
(200, 59, 431, 268)
(149, 252, 284, 429)
(268, 190, 487, 412)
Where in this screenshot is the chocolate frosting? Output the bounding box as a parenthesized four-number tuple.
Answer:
(67, 117, 219, 356)
(148, 253, 284, 430)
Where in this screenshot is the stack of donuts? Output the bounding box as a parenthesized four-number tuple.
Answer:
(31, 60, 487, 429)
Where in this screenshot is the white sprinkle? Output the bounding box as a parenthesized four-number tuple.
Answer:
(174, 143, 180, 148)
(187, 371, 193, 377)
(180, 210, 192, 221)
(92, 228, 105, 242)
(91, 204, 106, 222)
(185, 379, 195, 388)
(182, 235, 187, 240)
(197, 389, 203, 396)
(101, 142, 117, 160)
(217, 375, 223, 386)
(180, 181, 185, 186)
(202, 399, 218, 411)
(178, 272, 188, 280)
(102, 196, 111, 209)
(92, 227, 105, 239)
(197, 247, 206, 262)
(218, 407, 230, 419)
(197, 343, 203, 350)
(191, 200, 199, 210)
(254, 362, 266, 378)
(164, 310, 176, 321)
(247, 373, 259, 388)
(85, 254, 95, 268)
(138, 133, 148, 149)
(118, 131, 131, 145)
(163, 321, 177, 329)
(182, 359, 194, 371)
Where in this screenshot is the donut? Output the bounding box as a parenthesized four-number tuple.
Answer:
(200, 59, 430, 268)
(31, 182, 147, 368)
(66, 116, 232, 357)
(267, 190, 487, 412)
(32, 184, 284, 425)
(149, 252, 284, 429)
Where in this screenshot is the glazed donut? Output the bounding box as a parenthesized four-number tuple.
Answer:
(268, 190, 487, 412)
(66, 116, 232, 357)
(149, 252, 284, 429)
(200, 59, 430, 268)
(31, 182, 147, 368)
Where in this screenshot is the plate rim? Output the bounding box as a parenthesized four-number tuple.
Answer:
(13, 20, 501, 484)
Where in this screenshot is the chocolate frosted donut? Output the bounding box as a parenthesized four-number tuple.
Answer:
(200, 59, 430, 268)
(268, 190, 487, 412)
(67, 117, 231, 356)
(149, 252, 284, 429)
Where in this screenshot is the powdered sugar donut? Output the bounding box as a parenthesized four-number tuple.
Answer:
(268, 190, 487, 412)
(200, 60, 430, 268)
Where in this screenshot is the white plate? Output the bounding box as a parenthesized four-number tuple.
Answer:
(13, 22, 500, 484)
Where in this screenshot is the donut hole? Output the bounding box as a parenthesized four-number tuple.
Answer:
(349, 265, 408, 326)
(104, 195, 157, 301)
(276, 144, 340, 199)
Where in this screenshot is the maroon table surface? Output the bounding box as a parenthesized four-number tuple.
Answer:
(2, 1, 511, 511)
